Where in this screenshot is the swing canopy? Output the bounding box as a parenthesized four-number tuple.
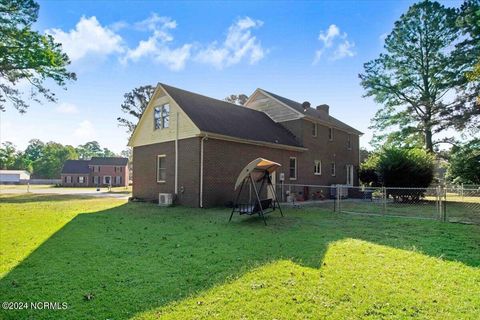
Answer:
(234, 158, 281, 190)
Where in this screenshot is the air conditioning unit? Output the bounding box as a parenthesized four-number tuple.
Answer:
(158, 193, 173, 206)
(330, 184, 348, 198)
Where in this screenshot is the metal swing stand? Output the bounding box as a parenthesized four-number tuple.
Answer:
(229, 172, 283, 226)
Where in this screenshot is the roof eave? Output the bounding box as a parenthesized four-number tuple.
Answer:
(197, 131, 307, 152)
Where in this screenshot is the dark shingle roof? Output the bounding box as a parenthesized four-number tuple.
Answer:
(61, 160, 90, 174)
(160, 83, 303, 148)
(262, 89, 362, 135)
(90, 157, 128, 166)
(61, 158, 128, 174)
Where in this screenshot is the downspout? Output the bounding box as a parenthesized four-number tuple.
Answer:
(199, 134, 208, 208)
(175, 111, 179, 195)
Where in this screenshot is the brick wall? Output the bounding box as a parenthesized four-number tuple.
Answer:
(281, 119, 360, 186)
(132, 138, 200, 206)
(202, 138, 300, 207)
(61, 174, 90, 187)
(90, 165, 129, 187)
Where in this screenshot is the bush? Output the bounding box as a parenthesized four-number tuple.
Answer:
(446, 139, 480, 185)
(359, 147, 435, 202)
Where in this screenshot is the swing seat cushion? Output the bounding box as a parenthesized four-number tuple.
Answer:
(238, 199, 273, 215)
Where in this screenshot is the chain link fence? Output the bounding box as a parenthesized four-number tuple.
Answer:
(276, 183, 480, 225)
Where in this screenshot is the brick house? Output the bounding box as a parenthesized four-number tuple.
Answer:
(129, 83, 362, 207)
(61, 157, 129, 187)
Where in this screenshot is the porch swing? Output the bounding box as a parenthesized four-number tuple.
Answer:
(229, 158, 283, 225)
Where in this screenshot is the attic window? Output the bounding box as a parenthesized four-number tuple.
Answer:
(154, 104, 170, 130)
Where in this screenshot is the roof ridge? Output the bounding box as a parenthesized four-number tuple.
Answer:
(160, 83, 266, 115)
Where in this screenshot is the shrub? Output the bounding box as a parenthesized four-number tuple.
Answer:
(446, 139, 480, 185)
(359, 147, 435, 201)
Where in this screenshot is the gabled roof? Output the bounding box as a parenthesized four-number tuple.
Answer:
(260, 89, 363, 135)
(61, 160, 90, 174)
(61, 158, 128, 174)
(90, 157, 128, 166)
(160, 83, 303, 148)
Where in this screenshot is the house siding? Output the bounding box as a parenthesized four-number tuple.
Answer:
(280, 119, 360, 186)
(132, 138, 200, 206)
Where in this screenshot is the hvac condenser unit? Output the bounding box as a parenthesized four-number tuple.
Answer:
(158, 193, 173, 206)
(330, 185, 348, 198)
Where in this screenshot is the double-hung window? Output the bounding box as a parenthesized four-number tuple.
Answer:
(157, 155, 166, 182)
(314, 160, 322, 175)
(328, 127, 334, 141)
(331, 162, 336, 176)
(289, 157, 297, 180)
(154, 104, 170, 130)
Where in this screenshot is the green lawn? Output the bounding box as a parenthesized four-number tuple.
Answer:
(0, 194, 479, 319)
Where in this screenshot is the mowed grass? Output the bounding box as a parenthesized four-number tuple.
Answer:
(0, 194, 479, 320)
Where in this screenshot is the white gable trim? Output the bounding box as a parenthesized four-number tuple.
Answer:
(128, 84, 201, 147)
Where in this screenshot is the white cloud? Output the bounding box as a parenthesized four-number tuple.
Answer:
(121, 14, 191, 71)
(318, 24, 340, 48)
(47, 16, 124, 62)
(332, 40, 355, 60)
(313, 24, 356, 64)
(55, 102, 79, 114)
(74, 120, 95, 139)
(195, 17, 266, 69)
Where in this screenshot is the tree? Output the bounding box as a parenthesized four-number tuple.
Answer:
(224, 94, 248, 105)
(0, 141, 18, 169)
(446, 138, 480, 184)
(0, 0, 76, 113)
(24, 138, 44, 161)
(448, 0, 480, 134)
(102, 148, 116, 157)
(33, 142, 77, 178)
(118, 85, 155, 134)
(76, 141, 102, 160)
(360, 0, 478, 152)
(358, 147, 435, 200)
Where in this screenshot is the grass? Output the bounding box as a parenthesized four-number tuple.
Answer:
(0, 194, 479, 319)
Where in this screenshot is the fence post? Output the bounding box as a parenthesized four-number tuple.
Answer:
(436, 186, 442, 221)
(382, 187, 386, 215)
(336, 184, 341, 213)
(443, 187, 447, 222)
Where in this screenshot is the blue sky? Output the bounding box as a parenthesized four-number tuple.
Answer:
(0, 0, 462, 153)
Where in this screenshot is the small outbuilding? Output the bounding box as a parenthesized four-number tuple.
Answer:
(0, 170, 31, 184)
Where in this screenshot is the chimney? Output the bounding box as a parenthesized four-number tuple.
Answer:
(316, 104, 329, 114)
(302, 101, 311, 112)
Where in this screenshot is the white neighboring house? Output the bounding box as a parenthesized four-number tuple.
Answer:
(0, 170, 31, 184)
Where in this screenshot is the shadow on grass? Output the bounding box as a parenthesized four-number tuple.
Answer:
(1, 202, 479, 319)
(0, 194, 104, 204)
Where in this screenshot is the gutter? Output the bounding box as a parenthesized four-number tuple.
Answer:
(199, 134, 208, 208)
(175, 111, 179, 195)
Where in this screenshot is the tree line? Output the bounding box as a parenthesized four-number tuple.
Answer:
(0, 140, 130, 179)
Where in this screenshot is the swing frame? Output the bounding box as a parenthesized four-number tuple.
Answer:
(229, 159, 284, 225)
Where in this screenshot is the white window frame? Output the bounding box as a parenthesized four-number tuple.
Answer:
(93, 176, 99, 185)
(329, 127, 334, 141)
(115, 176, 122, 185)
(66, 176, 72, 183)
(289, 157, 297, 180)
(347, 134, 352, 150)
(312, 122, 317, 137)
(331, 162, 336, 176)
(157, 155, 167, 183)
(346, 164, 354, 186)
(314, 160, 322, 175)
(103, 176, 112, 185)
(78, 176, 85, 184)
(154, 104, 170, 130)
